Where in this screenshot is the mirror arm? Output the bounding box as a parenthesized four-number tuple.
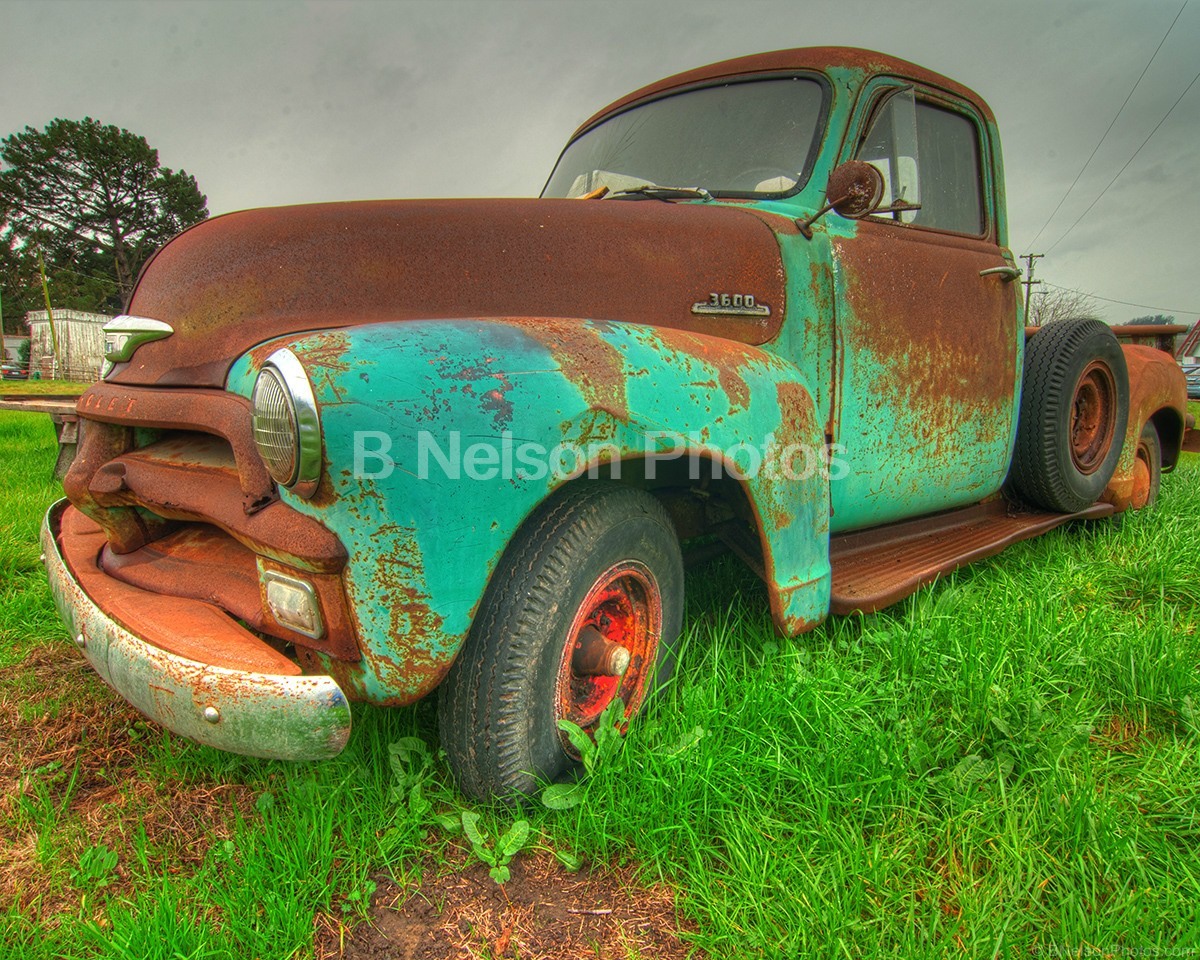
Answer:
(796, 195, 848, 240)
(798, 196, 922, 237)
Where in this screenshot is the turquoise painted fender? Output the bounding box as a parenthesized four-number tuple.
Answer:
(226, 317, 830, 705)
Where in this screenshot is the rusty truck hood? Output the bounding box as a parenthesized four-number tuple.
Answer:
(116, 198, 788, 387)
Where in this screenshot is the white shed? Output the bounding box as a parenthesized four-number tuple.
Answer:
(25, 310, 111, 382)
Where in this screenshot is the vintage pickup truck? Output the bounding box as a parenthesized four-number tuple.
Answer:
(42, 47, 1193, 800)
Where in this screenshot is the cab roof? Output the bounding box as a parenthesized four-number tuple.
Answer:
(572, 46, 995, 140)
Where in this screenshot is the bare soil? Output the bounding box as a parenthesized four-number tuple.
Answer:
(4, 646, 705, 958)
(315, 850, 706, 960)
(1091, 713, 1155, 753)
(0, 644, 254, 921)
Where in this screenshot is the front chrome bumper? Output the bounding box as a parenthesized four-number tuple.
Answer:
(42, 499, 352, 761)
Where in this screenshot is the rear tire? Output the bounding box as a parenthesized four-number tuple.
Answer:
(1011, 319, 1129, 513)
(438, 483, 684, 801)
(1131, 421, 1162, 510)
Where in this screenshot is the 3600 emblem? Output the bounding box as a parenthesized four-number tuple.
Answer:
(691, 293, 771, 317)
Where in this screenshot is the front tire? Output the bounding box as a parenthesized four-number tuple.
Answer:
(438, 483, 684, 801)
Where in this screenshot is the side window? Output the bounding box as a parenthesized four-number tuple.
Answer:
(856, 88, 921, 223)
(856, 89, 986, 235)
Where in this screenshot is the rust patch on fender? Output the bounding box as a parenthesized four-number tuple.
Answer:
(1102, 345, 1188, 510)
(305, 466, 341, 510)
(501, 317, 630, 423)
(448, 362, 515, 430)
(649, 324, 768, 413)
(329, 524, 453, 707)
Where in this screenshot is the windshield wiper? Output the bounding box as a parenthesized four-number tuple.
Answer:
(607, 184, 713, 202)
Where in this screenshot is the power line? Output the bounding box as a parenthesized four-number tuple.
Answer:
(1044, 282, 1200, 316)
(45, 263, 119, 288)
(1045, 64, 1200, 254)
(1027, 0, 1187, 251)
(2, 251, 119, 289)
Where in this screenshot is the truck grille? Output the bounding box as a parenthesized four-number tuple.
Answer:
(64, 383, 359, 661)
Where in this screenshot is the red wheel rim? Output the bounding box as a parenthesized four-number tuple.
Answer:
(1070, 360, 1117, 475)
(556, 560, 662, 754)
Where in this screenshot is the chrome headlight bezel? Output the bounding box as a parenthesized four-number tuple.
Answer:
(252, 348, 322, 498)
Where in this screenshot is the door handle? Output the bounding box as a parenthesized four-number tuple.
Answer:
(979, 265, 1022, 282)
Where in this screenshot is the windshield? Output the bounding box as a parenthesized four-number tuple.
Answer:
(542, 76, 827, 199)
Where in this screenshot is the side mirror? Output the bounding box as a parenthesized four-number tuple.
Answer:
(826, 160, 885, 219)
(796, 160, 886, 238)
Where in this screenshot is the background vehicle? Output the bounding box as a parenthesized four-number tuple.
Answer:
(1183, 363, 1200, 400)
(1, 362, 27, 380)
(41, 47, 1192, 801)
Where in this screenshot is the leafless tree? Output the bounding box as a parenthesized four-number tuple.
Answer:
(1028, 286, 1100, 327)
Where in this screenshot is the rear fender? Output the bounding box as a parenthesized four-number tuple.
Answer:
(226, 318, 831, 704)
(1103, 344, 1188, 509)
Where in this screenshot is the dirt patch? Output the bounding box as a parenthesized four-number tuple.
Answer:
(316, 850, 705, 960)
(0, 644, 254, 919)
(0, 646, 138, 824)
(1091, 713, 1155, 754)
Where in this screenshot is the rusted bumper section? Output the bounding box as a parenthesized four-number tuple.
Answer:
(42, 499, 352, 761)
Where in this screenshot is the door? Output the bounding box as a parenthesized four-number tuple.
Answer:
(829, 82, 1021, 532)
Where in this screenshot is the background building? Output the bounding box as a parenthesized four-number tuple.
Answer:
(24, 310, 110, 381)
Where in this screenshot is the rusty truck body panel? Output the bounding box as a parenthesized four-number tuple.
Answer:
(41, 47, 1191, 783)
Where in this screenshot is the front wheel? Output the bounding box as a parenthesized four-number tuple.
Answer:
(438, 483, 684, 801)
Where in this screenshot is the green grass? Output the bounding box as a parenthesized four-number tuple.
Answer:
(0, 414, 71, 668)
(1, 407, 1198, 957)
(576, 494, 1200, 955)
(0, 380, 92, 396)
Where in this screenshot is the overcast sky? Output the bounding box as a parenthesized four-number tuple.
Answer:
(3, 0, 1198, 327)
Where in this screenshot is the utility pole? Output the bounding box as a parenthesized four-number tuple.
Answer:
(37, 248, 60, 376)
(1021, 253, 1044, 324)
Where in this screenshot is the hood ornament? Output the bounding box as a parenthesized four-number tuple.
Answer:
(101, 315, 174, 377)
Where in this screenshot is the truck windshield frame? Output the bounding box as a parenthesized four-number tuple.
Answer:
(541, 73, 830, 201)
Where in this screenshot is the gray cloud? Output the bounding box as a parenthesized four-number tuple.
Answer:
(3, 0, 1198, 323)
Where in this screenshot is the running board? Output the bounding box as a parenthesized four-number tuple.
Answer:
(829, 499, 1115, 615)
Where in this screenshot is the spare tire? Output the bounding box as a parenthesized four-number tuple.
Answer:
(1010, 318, 1129, 513)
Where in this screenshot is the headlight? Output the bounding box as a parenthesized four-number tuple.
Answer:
(252, 348, 322, 498)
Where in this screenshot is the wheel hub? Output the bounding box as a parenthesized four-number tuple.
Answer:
(556, 560, 662, 751)
(1070, 360, 1117, 475)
